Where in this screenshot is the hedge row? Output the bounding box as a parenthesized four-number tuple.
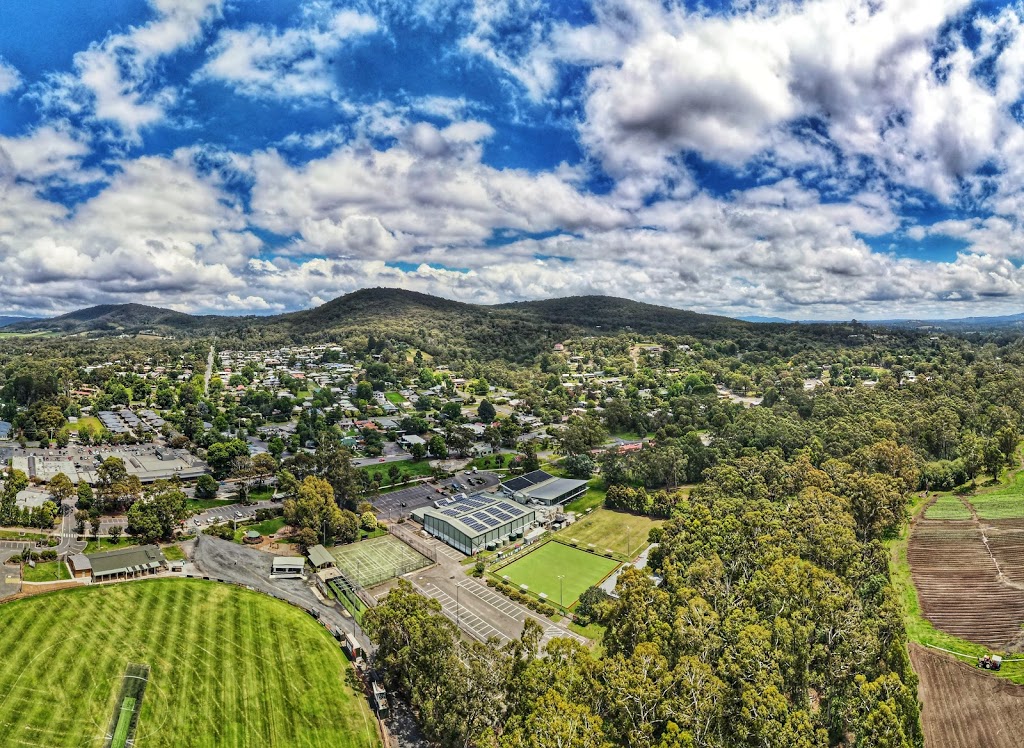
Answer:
(485, 577, 558, 617)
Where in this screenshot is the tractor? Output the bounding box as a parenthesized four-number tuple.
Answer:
(978, 654, 1003, 671)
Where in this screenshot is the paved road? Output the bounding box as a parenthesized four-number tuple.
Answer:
(55, 501, 85, 556)
(203, 344, 214, 395)
(372, 471, 500, 520)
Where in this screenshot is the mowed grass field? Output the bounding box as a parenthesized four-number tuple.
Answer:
(499, 541, 619, 608)
(0, 579, 379, 748)
(967, 471, 1024, 519)
(923, 495, 973, 520)
(558, 508, 664, 558)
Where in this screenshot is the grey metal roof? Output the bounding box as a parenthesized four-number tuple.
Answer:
(306, 544, 335, 568)
(421, 493, 534, 538)
(272, 556, 305, 569)
(520, 477, 589, 502)
(87, 545, 166, 576)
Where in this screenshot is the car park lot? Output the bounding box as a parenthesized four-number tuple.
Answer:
(190, 500, 274, 527)
(372, 471, 501, 519)
(409, 560, 586, 648)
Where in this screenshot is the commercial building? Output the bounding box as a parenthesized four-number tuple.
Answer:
(500, 470, 589, 506)
(413, 493, 535, 555)
(85, 544, 167, 582)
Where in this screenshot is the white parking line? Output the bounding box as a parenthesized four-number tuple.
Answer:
(417, 582, 511, 644)
(454, 579, 587, 645)
(457, 580, 522, 619)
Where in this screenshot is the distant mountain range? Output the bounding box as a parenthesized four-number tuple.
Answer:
(741, 311, 1024, 330)
(8, 290, 1024, 351)
(0, 315, 39, 328)
(5, 289, 752, 340)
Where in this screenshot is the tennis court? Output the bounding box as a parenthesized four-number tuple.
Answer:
(330, 535, 432, 588)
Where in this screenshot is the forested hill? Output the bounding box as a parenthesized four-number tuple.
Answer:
(497, 295, 747, 337)
(7, 288, 753, 347)
(8, 288, 916, 363)
(8, 303, 221, 334)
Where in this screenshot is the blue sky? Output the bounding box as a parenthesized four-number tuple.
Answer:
(3, 0, 1024, 319)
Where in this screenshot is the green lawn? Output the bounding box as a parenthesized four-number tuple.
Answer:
(247, 486, 275, 502)
(967, 470, 1024, 519)
(186, 498, 233, 512)
(0, 530, 47, 541)
(923, 494, 973, 520)
(498, 541, 619, 608)
(360, 459, 433, 484)
(83, 538, 138, 554)
(22, 560, 71, 582)
(0, 579, 380, 747)
(232, 517, 288, 542)
(162, 545, 186, 562)
(384, 392, 405, 405)
(565, 479, 607, 514)
(68, 415, 102, 433)
(558, 508, 664, 558)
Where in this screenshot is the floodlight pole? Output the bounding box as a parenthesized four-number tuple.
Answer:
(558, 575, 564, 608)
(456, 584, 460, 629)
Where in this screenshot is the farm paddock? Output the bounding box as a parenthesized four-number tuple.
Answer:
(909, 518, 1024, 647)
(911, 643, 1024, 748)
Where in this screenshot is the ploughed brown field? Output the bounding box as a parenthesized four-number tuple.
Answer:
(909, 515, 1024, 648)
(911, 643, 1024, 748)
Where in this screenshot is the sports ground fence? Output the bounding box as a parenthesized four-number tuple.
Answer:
(387, 524, 438, 564)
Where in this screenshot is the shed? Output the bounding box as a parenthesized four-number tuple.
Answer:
(307, 544, 335, 570)
(271, 556, 305, 578)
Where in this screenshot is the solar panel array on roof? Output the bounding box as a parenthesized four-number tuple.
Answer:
(502, 469, 553, 492)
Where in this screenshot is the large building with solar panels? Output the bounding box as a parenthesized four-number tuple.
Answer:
(413, 493, 536, 555)
(500, 469, 589, 506)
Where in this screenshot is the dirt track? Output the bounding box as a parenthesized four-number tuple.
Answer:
(911, 643, 1024, 748)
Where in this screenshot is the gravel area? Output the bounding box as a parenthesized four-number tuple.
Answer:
(0, 563, 21, 600)
(191, 534, 314, 607)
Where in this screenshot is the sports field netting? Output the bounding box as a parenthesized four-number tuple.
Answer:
(330, 534, 432, 588)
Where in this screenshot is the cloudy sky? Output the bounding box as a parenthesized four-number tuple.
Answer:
(4, 0, 1024, 320)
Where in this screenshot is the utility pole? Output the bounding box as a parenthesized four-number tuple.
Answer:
(456, 584, 460, 630)
(626, 526, 631, 556)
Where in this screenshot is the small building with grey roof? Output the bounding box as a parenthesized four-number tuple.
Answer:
(500, 469, 589, 507)
(306, 544, 335, 570)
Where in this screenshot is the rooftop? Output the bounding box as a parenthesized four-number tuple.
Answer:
(87, 545, 166, 576)
(306, 544, 335, 568)
(420, 493, 534, 538)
